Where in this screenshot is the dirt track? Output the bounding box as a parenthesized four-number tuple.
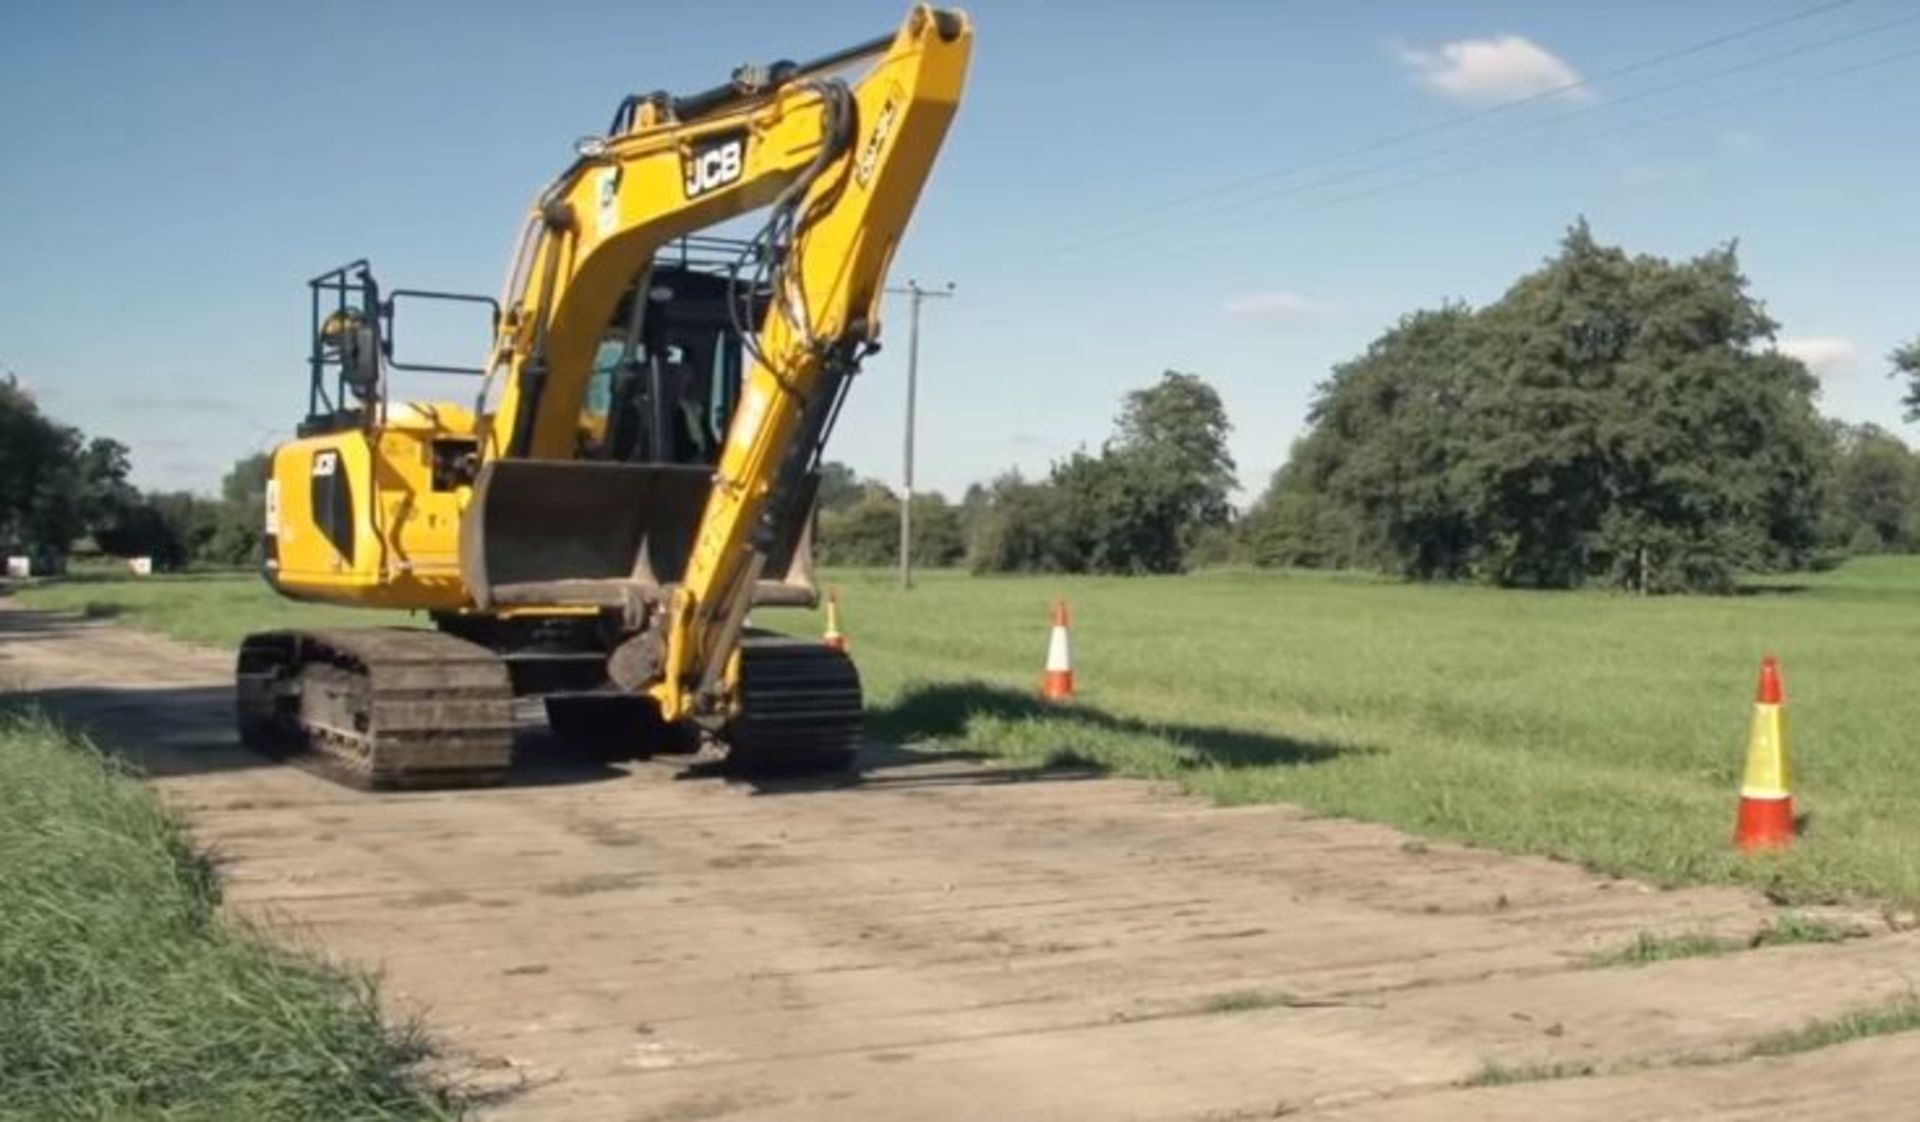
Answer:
(5, 599, 1920, 1120)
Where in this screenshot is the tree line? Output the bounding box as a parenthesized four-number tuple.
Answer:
(0, 376, 265, 571)
(814, 370, 1238, 576)
(9, 222, 1917, 594)
(825, 223, 1920, 593)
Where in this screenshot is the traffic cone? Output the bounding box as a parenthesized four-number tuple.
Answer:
(1041, 600, 1074, 702)
(823, 587, 848, 652)
(1734, 656, 1794, 851)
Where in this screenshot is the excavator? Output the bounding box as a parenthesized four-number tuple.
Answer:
(235, 7, 972, 787)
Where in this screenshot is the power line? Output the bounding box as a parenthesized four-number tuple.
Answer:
(1130, 36, 1920, 261)
(1060, 7, 1920, 255)
(1054, 0, 1857, 244)
(1286, 40, 1920, 220)
(1052, 0, 1873, 249)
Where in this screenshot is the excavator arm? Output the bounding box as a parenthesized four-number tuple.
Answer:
(477, 6, 971, 722)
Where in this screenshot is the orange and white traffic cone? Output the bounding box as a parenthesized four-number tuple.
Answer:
(1734, 656, 1794, 851)
(1041, 600, 1074, 702)
(823, 587, 848, 652)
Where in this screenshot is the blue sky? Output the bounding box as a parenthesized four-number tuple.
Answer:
(3, 0, 1916, 501)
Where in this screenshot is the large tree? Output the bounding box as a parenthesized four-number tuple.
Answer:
(1824, 424, 1918, 553)
(1249, 223, 1831, 592)
(0, 376, 86, 563)
(969, 371, 1238, 575)
(1113, 370, 1237, 542)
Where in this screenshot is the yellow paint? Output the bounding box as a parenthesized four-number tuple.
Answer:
(1741, 702, 1791, 799)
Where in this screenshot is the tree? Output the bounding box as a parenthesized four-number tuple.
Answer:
(966, 471, 1079, 573)
(204, 452, 271, 566)
(1113, 371, 1237, 556)
(816, 490, 965, 568)
(0, 375, 86, 565)
(1258, 306, 1482, 578)
(95, 497, 191, 569)
(968, 372, 1239, 575)
(1824, 424, 1917, 553)
(1249, 223, 1832, 592)
(78, 437, 138, 534)
(1893, 337, 1920, 422)
(1241, 454, 1366, 569)
(816, 498, 897, 566)
(815, 460, 863, 512)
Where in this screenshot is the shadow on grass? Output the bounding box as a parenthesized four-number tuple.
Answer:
(868, 681, 1359, 771)
(685, 681, 1362, 798)
(1733, 583, 1810, 597)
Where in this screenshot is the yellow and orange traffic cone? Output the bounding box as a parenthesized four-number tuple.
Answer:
(1734, 655, 1795, 851)
(823, 587, 848, 652)
(1042, 600, 1074, 702)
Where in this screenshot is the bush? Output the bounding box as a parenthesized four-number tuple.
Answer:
(816, 491, 965, 568)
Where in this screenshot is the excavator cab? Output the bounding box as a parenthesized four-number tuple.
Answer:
(460, 239, 819, 615)
(581, 243, 755, 469)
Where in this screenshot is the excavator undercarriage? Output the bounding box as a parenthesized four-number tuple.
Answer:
(236, 627, 860, 789)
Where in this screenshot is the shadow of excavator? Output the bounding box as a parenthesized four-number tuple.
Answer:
(697, 679, 1361, 797)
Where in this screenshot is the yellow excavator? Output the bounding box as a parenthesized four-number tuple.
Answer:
(236, 8, 972, 787)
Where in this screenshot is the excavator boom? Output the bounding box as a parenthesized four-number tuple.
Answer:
(474, 6, 970, 721)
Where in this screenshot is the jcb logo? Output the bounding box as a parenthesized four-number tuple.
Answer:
(854, 96, 899, 188)
(311, 451, 339, 478)
(683, 133, 746, 198)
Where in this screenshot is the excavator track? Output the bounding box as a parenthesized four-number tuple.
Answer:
(724, 634, 864, 775)
(235, 628, 515, 790)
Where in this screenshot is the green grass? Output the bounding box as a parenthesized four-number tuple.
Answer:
(1462, 1059, 1598, 1087)
(0, 709, 459, 1121)
(1586, 913, 1854, 968)
(1751, 912, 1853, 947)
(1745, 997, 1920, 1057)
(13, 570, 389, 647)
(1586, 931, 1744, 968)
(22, 556, 1920, 906)
(1195, 989, 1300, 1014)
(1456, 996, 1920, 1089)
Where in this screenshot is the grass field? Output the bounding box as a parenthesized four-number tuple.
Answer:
(0, 709, 457, 1121)
(19, 557, 1920, 907)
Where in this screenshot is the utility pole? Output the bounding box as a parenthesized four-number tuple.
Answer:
(885, 279, 954, 590)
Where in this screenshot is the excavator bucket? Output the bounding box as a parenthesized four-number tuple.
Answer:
(460, 459, 817, 610)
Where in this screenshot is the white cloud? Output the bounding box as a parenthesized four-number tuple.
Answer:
(1777, 337, 1861, 377)
(1396, 35, 1587, 104)
(1719, 129, 1762, 154)
(1223, 290, 1323, 322)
